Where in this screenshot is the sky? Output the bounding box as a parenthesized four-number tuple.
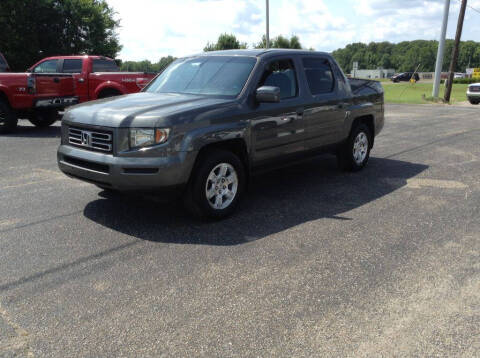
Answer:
(106, 0, 480, 62)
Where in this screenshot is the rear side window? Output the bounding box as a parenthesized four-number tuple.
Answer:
(92, 59, 119, 73)
(258, 59, 298, 100)
(302, 58, 335, 95)
(63, 59, 83, 73)
(33, 60, 59, 73)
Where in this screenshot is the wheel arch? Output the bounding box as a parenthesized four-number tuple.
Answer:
(351, 114, 375, 148)
(94, 82, 126, 99)
(191, 138, 250, 183)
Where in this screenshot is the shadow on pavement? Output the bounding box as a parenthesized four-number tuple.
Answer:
(83, 156, 428, 246)
(2, 120, 61, 138)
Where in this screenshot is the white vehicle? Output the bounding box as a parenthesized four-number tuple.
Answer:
(454, 73, 466, 79)
(467, 83, 480, 105)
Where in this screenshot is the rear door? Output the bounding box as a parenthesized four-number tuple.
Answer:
(32, 59, 75, 100)
(301, 57, 347, 149)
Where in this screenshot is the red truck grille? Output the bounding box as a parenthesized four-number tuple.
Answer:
(68, 127, 113, 153)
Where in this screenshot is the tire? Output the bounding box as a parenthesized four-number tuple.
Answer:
(468, 99, 479, 105)
(337, 123, 372, 172)
(184, 149, 245, 220)
(98, 89, 121, 99)
(0, 100, 18, 134)
(29, 109, 59, 127)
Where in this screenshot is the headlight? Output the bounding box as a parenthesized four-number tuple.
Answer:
(129, 128, 170, 149)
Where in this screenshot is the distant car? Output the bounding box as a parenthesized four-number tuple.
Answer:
(454, 73, 466, 79)
(391, 72, 419, 83)
(0, 52, 9, 72)
(467, 83, 480, 105)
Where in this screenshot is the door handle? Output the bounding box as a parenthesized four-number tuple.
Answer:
(296, 109, 304, 116)
(78, 78, 85, 83)
(53, 77, 60, 83)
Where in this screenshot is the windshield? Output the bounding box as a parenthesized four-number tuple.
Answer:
(145, 56, 256, 98)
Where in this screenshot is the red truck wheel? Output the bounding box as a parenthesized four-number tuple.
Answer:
(0, 100, 18, 134)
(29, 110, 60, 128)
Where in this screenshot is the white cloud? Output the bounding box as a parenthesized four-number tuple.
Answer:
(105, 0, 480, 61)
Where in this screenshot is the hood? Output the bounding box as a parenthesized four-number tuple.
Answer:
(64, 92, 236, 128)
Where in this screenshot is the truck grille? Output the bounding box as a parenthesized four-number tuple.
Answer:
(68, 127, 113, 153)
(470, 86, 480, 92)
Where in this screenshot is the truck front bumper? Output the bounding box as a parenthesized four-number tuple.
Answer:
(466, 90, 480, 99)
(57, 145, 197, 193)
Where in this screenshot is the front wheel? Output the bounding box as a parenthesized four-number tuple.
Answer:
(184, 150, 245, 220)
(468, 98, 479, 105)
(29, 110, 60, 127)
(337, 123, 372, 172)
(0, 100, 18, 134)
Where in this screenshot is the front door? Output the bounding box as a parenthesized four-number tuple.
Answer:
(251, 58, 305, 165)
(32, 59, 75, 101)
(61, 59, 88, 103)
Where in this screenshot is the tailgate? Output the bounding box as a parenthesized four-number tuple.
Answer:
(33, 73, 78, 107)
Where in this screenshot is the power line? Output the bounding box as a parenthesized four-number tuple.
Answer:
(456, 0, 480, 15)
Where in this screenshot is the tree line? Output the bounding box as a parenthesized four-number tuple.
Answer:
(332, 40, 480, 73)
(120, 33, 304, 73)
(0, 0, 122, 71)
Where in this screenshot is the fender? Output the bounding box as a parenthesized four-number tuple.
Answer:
(93, 81, 128, 99)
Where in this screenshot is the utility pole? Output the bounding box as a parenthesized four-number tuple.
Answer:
(433, 0, 451, 98)
(266, 0, 270, 48)
(445, 0, 468, 102)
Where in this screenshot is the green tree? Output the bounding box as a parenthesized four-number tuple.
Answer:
(0, 0, 122, 71)
(255, 35, 303, 49)
(120, 56, 176, 73)
(204, 33, 247, 52)
(332, 40, 480, 73)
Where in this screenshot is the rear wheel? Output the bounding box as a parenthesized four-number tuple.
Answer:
(98, 89, 121, 99)
(337, 123, 372, 172)
(0, 100, 18, 134)
(29, 109, 59, 127)
(184, 150, 245, 220)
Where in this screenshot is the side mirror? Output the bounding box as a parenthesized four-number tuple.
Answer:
(256, 86, 280, 103)
(26, 68, 32, 73)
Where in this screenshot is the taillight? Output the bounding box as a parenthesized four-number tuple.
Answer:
(27, 75, 36, 94)
(136, 77, 151, 90)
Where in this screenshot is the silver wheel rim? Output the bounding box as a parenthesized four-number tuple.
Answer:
(353, 132, 368, 165)
(205, 163, 238, 210)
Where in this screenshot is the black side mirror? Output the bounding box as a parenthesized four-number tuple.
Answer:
(256, 86, 280, 103)
(26, 68, 32, 73)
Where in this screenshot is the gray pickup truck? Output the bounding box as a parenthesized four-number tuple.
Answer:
(58, 49, 384, 219)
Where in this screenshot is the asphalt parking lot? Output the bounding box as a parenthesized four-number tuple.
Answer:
(0, 104, 479, 357)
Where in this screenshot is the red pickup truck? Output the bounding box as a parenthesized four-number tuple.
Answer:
(0, 55, 156, 133)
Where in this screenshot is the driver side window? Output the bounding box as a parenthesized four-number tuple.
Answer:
(258, 59, 298, 100)
(33, 60, 58, 73)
